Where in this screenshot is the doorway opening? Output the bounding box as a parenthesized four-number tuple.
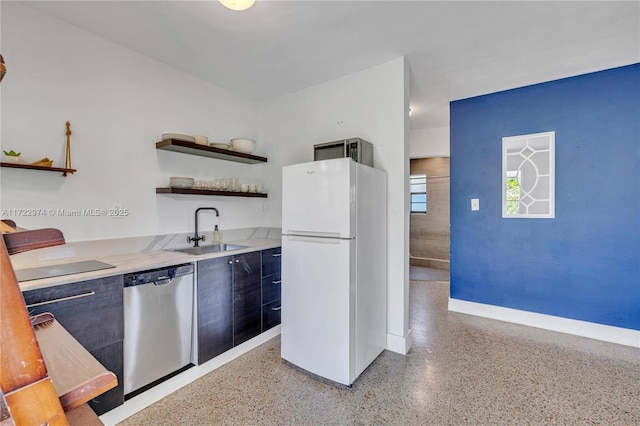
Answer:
(409, 157, 450, 273)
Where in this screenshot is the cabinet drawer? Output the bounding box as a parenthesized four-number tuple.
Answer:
(261, 247, 281, 277)
(261, 273, 281, 305)
(22, 275, 124, 352)
(262, 299, 281, 331)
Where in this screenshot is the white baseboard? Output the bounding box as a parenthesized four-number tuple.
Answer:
(386, 329, 413, 354)
(448, 298, 640, 348)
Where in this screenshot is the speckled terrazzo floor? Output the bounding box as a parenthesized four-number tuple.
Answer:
(119, 268, 640, 425)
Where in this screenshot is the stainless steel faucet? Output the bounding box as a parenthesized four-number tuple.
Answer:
(188, 207, 219, 247)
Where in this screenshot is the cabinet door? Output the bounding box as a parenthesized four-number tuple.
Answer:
(22, 275, 124, 415)
(197, 256, 233, 364)
(232, 251, 262, 346)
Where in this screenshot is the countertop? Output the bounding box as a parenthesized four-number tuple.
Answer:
(11, 227, 282, 292)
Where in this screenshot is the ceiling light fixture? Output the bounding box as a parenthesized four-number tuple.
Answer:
(218, 0, 255, 11)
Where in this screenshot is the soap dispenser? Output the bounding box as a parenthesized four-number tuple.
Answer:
(213, 225, 221, 243)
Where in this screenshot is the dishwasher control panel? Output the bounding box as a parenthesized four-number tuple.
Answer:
(124, 264, 194, 287)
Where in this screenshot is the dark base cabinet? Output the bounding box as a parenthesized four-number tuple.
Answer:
(197, 256, 233, 364)
(261, 247, 282, 331)
(196, 248, 280, 365)
(22, 275, 124, 415)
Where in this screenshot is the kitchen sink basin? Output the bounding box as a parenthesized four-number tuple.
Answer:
(172, 243, 247, 256)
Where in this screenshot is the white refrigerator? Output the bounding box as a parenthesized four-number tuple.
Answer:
(281, 158, 387, 386)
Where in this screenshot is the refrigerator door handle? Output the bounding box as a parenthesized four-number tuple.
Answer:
(283, 231, 354, 244)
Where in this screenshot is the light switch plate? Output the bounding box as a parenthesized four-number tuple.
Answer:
(471, 198, 480, 211)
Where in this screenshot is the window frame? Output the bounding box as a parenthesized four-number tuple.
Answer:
(410, 173, 427, 214)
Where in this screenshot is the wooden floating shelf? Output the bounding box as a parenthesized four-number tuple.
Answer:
(0, 162, 77, 176)
(156, 139, 267, 164)
(156, 187, 268, 198)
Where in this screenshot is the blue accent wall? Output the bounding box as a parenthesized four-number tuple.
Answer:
(450, 63, 640, 330)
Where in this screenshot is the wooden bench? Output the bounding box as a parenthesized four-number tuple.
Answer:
(1, 237, 117, 425)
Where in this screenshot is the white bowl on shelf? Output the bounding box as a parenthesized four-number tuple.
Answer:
(169, 177, 194, 189)
(210, 142, 231, 150)
(194, 135, 209, 145)
(3, 155, 22, 163)
(230, 138, 255, 154)
(162, 133, 195, 143)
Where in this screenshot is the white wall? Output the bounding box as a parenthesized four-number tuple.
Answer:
(259, 58, 412, 354)
(0, 2, 271, 241)
(410, 126, 450, 158)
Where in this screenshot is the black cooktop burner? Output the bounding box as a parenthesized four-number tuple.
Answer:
(15, 260, 116, 282)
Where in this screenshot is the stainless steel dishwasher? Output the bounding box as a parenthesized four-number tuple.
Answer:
(123, 264, 194, 397)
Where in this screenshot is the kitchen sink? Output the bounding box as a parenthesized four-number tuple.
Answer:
(171, 243, 247, 256)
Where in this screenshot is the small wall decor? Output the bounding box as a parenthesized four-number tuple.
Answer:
(64, 121, 72, 173)
(502, 131, 555, 218)
(0, 54, 6, 82)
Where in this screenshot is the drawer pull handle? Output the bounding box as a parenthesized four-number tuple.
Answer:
(272, 280, 282, 284)
(272, 253, 282, 257)
(26, 291, 96, 308)
(272, 306, 281, 311)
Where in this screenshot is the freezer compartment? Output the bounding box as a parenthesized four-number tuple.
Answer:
(282, 158, 356, 239)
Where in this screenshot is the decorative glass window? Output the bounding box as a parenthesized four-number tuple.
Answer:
(410, 174, 427, 213)
(502, 131, 555, 218)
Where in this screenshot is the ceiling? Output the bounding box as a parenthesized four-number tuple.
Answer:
(25, 1, 640, 129)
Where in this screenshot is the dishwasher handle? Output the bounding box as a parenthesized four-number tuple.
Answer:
(154, 277, 173, 286)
